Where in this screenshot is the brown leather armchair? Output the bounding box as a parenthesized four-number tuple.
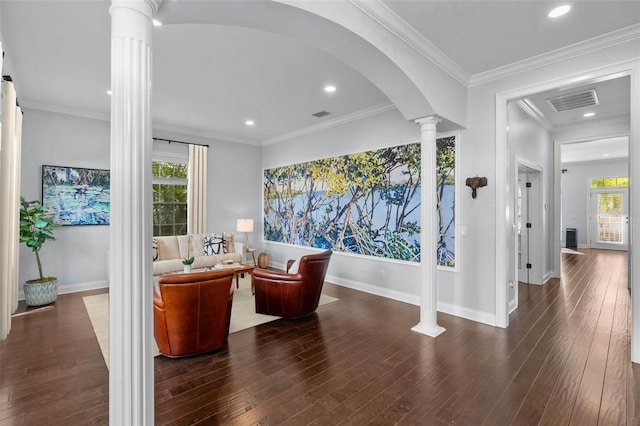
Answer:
(252, 250, 332, 318)
(154, 269, 235, 358)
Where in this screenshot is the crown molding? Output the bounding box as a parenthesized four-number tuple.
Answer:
(19, 99, 111, 122)
(470, 24, 640, 87)
(151, 122, 261, 146)
(262, 101, 396, 146)
(20, 99, 261, 146)
(516, 99, 552, 131)
(551, 116, 630, 135)
(349, 0, 470, 86)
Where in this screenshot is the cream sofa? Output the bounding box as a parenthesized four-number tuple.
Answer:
(153, 233, 244, 276)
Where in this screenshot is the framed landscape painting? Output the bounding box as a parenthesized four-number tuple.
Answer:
(42, 165, 111, 225)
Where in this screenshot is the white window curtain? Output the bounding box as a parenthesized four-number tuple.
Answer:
(187, 144, 208, 234)
(0, 79, 23, 340)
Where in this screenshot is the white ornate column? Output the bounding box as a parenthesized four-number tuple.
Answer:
(109, 1, 161, 424)
(412, 116, 446, 337)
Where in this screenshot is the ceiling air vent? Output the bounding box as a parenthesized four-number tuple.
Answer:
(312, 110, 330, 118)
(546, 89, 599, 112)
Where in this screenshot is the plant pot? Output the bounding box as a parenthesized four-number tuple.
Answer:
(24, 277, 59, 307)
(183, 264, 192, 273)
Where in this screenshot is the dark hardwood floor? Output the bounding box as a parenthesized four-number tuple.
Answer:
(1, 249, 638, 425)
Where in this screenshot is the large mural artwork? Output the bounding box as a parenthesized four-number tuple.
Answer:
(264, 137, 456, 266)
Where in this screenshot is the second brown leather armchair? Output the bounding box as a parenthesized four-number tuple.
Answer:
(154, 269, 235, 358)
(252, 250, 332, 318)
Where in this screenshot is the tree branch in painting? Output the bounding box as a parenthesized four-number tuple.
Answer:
(263, 138, 455, 266)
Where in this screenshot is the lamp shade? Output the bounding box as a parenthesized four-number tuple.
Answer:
(236, 218, 254, 233)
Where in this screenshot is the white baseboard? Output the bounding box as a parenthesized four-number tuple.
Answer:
(437, 301, 497, 326)
(272, 262, 496, 326)
(18, 280, 109, 301)
(324, 273, 420, 306)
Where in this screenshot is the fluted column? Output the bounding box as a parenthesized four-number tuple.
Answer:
(109, 1, 161, 424)
(412, 116, 446, 337)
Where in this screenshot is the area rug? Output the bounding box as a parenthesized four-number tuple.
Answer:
(83, 276, 338, 368)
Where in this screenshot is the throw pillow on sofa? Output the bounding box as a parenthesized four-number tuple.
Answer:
(152, 238, 159, 261)
(204, 234, 226, 255)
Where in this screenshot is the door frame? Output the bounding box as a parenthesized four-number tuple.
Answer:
(494, 60, 639, 366)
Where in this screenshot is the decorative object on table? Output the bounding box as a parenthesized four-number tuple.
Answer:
(19, 197, 60, 306)
(257, 252, 271, 268)
(253, 250, 332, 318)
(236, 218, 256, 265)
(182, 235, 195, 272)
(182, 256, 194, 273)
(465, 176, 487, 199)
(41, 165, 110, 226)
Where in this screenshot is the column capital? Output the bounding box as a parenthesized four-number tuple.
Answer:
(414, 115, 441, 128)
(110, 0, 163, 18)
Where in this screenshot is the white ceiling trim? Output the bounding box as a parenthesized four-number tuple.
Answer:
(516, 99, 552, 131)
(20, 99, 110, 122)
(151, 122, 261, 146)
(551, 116, 630, 136)
(469, 23, 640, 87)
(349, 0, 470, 86)
(262, 101, 396, 146)
(20, 98, 262, 145)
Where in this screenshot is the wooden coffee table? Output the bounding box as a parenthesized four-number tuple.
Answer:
(170, 263, 255, 290)
(214, 263, 255, 290)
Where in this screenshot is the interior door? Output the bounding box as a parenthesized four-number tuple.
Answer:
(517, 174, 529, 283)
(590, 188, 628, 250)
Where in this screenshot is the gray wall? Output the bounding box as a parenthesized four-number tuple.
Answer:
(561, 159, 629, 247)
(19, 108, 262, 294)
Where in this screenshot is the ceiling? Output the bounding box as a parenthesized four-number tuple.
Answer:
(561, 136, 629, 164)
(0, 1, 638, 145)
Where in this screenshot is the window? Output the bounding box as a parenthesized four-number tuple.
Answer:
(590, 176, 628, 188)
(152, 160, 188, 236)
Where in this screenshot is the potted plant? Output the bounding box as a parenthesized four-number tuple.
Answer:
(19, 197, 60, 306)
(182, 256, 194, 273)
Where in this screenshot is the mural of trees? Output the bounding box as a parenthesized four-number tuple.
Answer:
(264, 138, 456, 265)
(436, 136, 455, 267)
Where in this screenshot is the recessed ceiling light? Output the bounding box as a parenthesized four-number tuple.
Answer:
(324, 85, 337, 93)
(107, 90, 112, 95)
(548, 5, 571, 18)
(152, 19, 162, 26)
(245, 120, 255, 126)
(603, 153, 610, 157)
(583, 112, 596, 118)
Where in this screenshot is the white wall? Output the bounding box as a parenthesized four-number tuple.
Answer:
(19, 108, 111, 294)
(19, 109, 262, 295)
(561, 158, 629, 247)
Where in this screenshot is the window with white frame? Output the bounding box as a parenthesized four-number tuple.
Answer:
(152, 153, 188, 236)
